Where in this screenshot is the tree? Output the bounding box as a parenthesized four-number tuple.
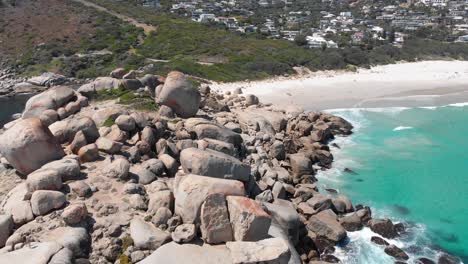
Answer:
(389, 29, 396, 43)
(294, 34, 308, 46)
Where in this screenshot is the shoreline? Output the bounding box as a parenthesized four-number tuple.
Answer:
(211, 60, 468, 111)
(319, 104, 468, 263)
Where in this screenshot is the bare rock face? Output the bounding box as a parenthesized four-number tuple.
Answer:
(156, 71, 201, 118)
(22, 86, 75, 118)
(174, 174, 245, 223)
(0, 214, 13, 247)
(0, 118, 65, 175)
(0, 183, 34, 225)
(0, 241, 63, 264)
(77, 144, 99, 163)
(368, 218, 398, 239)
(138, 242, 232, 264)
(226, 238, 290, 264)
(103, 158, 130, 179)
(31, 190, 66, 216)
(110, 68, 127, 79)
(306, 209, 346, 243)
(50, 116, 100, 144)
(226, 196, 271, 242)
(95, 137, 122, 154)
(77, 77, 122, 96)
(263, 200, 301, 245)
(130, 218, 171, 250)
(172, 224, 196, 243)
(62, 203, 88, 225)
(180, 148, 250, 182)
(185, 118, 243, 147)
(201, 193, 233, 244)
(289, 153, 314, 178)
(26, 169, 63, 192)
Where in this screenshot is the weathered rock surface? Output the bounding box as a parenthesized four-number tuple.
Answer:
(174, 174, 245, 223)
(22, 86, 74, 118)
(130, 218, 171, 250)
(226, 238, 290, 264)
(368, 218, 398, 239)
(307, 209, 346, 243)
(0, 242, 62, 264)
(172, 224, 196, 243)
(226, 196, 271, 242)
(139, 242, 232, 264)
(31, 190, 66, 216)
(49, 116, 99, 144)
(180, 148, 250, 182)
(0, 214, 13, 247)
(77, 77, 122, 96)
(201, 193, 233, 244)
(0, 118, 65, 175)
(0, 183, 34, 225)
(26, 169, 63, 192)
(156, 71, 201, 118)
(185, 118, 243, 147)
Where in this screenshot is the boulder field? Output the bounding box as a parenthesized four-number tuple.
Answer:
(0, 68, 459, 264)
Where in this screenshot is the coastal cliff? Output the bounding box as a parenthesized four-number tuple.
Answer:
(0, 69, 462, 264)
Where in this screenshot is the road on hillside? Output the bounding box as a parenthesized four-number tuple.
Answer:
(70, 0, 157, 34)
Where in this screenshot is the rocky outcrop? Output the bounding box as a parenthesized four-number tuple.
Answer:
(130, 218, 171, 250)
(174, 174, 245, 223)
(0, 69, 444, 264)
(200, 193, 233, 244)
(0, 118, 64, 175)
(156, 71, 201, 118)
(307, 210, 346, 243)
(180, 148, 250, 182)
(77, 77, 122, 96)
(22, 86, 75, 118)
(226, 238, 290, 264)
(226, 196, 271, 242)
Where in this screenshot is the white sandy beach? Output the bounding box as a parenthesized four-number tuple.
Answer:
(211, 60, 468, 110)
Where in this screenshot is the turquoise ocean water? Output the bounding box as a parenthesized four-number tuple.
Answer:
(317, 103, 467, 263)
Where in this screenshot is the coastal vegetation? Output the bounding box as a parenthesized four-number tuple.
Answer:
(2, 0, 468, 82)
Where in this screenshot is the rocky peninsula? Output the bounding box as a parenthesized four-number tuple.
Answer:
(0, 68, 462, 264)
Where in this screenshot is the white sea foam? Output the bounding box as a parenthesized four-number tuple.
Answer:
(393, 126, 413, 131)
(448, 102, 468, 107)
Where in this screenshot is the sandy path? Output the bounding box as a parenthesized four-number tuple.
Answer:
(71, 0, 157, 34)
(211, 61, 468, 110)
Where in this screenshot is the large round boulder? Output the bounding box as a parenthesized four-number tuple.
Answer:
(156, 71, 201, 118)
(0, 118, 65, 175)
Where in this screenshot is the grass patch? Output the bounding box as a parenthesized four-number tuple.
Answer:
(94, 87, 159, 111)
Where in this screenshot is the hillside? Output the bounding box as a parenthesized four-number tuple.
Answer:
(2, 0, 468, 82)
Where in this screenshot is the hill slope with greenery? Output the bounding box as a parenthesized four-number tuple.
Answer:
(2, 0, 468, 81)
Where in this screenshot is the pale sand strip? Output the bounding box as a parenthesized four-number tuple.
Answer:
(211, 61, 468, 110)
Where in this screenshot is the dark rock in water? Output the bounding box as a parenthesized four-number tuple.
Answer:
(344, 168, 358, 175)
(331, 143, 340, 149)
(355, 178, 364, 182)
(384, 244, 409, 260)
(394, 222, 406, 234)
(325, 188, 338, 194)
(416, 257, 436, 264)
(439, 218, 453, 224)
(370, 236, 389, 246)
(392, 205, 410, 215)
(394, 262, 407, 264)
(368, 218, 398, 239)
(439, 232, 459, 243)
(322, 255, 340, 263)
(438, 253, 462, 264)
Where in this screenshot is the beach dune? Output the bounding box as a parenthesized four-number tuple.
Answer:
(211, 61, 468, 110)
